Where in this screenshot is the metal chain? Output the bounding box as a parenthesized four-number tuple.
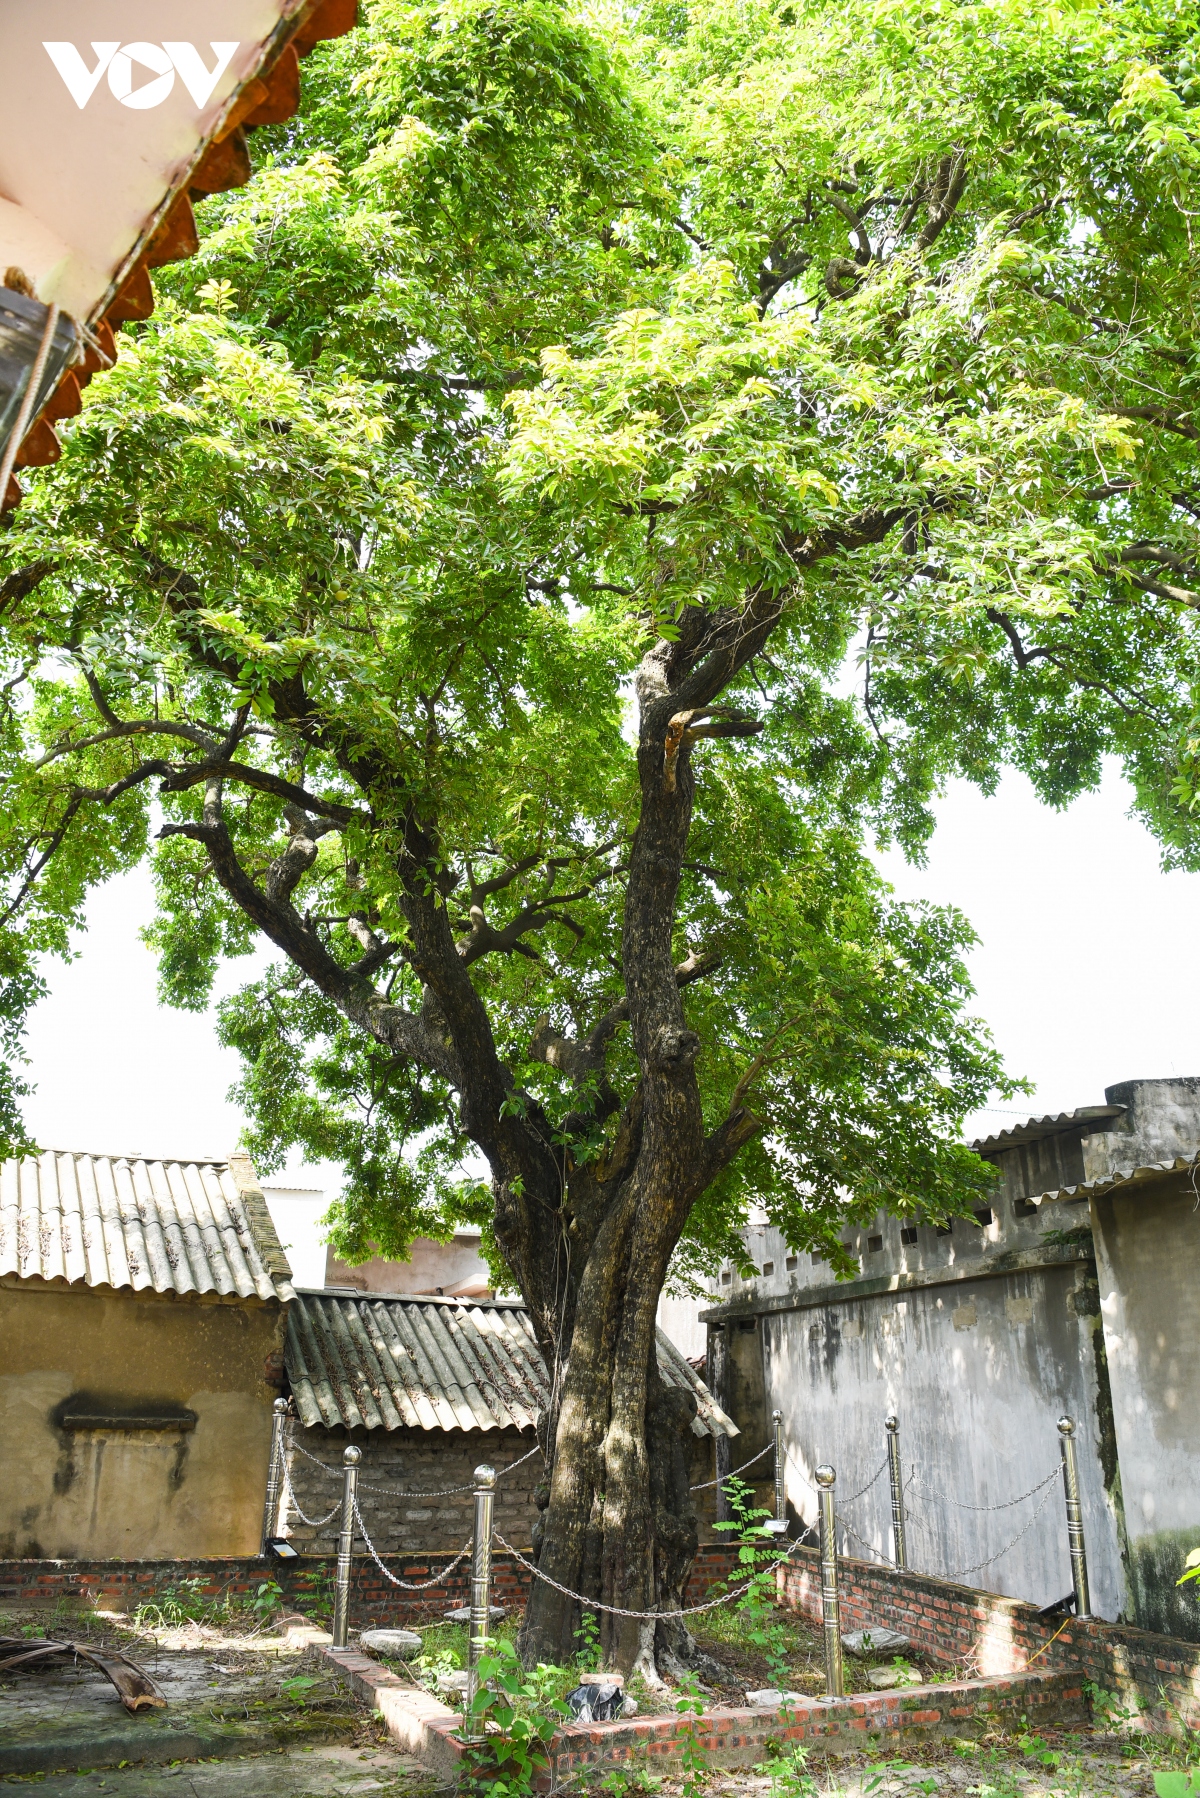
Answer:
(287, 1434, 542, 1498)
(834, 1511, 895, 1566)
(905, 1480, 1060, 1581)
(492, 1529, 804, 1620)
(278, 1464, 341, 1530)
(907, 1465, 1059, 1513)
(690, 1441, 774, 1491)
(785, 1449, 888, 1509)
(353, 1501, 474, 1590)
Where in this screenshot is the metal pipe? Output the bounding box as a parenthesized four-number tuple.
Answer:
(1057, 1417, 1092, 1620)
(331, 1444, 361, 1648)
(260, 1397, 289, 1556)
(463, 1463, 497, 1743)
(885, 1413, 907, 1571)
(773, 1409, 785, 1522)
(815, 1464, 844, 1697)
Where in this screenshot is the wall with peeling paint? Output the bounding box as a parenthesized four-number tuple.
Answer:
(703, 1079, 1200, 1641)
(0, 1279, 286, 1559)
(1091, 1167, 1200, 1639)
(756, 1249, 1122, 1619)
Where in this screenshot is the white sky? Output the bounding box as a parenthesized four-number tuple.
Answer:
(18, 761, 1200, 1179)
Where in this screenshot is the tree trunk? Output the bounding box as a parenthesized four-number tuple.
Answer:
(514, 649, 725, 1676)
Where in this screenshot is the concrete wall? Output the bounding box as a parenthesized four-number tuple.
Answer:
(261, 1187, 330, 1290)
(0, 1278, 285, 1560)
(754, 1254, 1123, 1617)
(1083, 1077, 1200, 1179)
(1091, 1166, 1200, 1639)
(324, 1233, 490, 1298)
(705, 1182, 1127, 1617)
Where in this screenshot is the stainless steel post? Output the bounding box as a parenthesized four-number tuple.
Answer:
(463, 1464, 497, 1744)
(815, 1464, 844, 1697)
(260, 1397, 289, 1556)
(773, 1409, 785, 1522)
(1057, 1417, 1092, 1620)
(331, 1444, 361, 1649)
(885, 1413, 907, 1571)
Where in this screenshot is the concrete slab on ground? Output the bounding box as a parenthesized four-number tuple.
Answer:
(0, 1743, 440, 1797)
(0, 1629, 358, 1775)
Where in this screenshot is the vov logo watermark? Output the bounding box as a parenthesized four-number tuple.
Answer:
(44, 41, 241, 111)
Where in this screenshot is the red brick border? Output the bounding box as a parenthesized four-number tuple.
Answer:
(781, 1547, 1200, 1735)
(324, 1645, 1085, 1784)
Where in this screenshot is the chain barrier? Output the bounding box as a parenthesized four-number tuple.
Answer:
(689, 1441, 774, 1491)
(286, 1433, 542, 1499)
(353, 1500, 475, 1590)
(834, 1511, 895, 1566)
(786, 1449, 888, 1510)
(906, 1464, 1059, 1513)
(906, 1479, 1060, 1581)
(278, 1463, 342, 1530)
(492, 1529, 806, 1621)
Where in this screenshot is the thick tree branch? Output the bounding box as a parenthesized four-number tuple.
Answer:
(158, 758, 366, 825)
(916, 149, 968, 250)
(157, 811, 463, 1088)
(1109, 404, 1199, 442)
(985, 607, 1059, 668)
(0, 559, 57, 617)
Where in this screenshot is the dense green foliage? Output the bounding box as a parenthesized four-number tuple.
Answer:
(4, 0, 1200, 1293)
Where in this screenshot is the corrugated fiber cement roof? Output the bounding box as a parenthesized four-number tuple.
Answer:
(286, 1290, 739, 1439)
(0, 1149, 294, 1303)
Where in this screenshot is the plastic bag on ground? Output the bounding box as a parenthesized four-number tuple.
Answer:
(566, 1680, 625, 1722)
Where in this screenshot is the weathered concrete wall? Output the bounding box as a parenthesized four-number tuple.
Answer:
(0, 1278, 285, 1560)
(324, 1232, 489, 1297)
(757, 1255, 1124, 1617)
(1083, 1077, 1200, 1180)
(1091, 1166, 1200, 1639)
(704, 1177, 1127, 1617)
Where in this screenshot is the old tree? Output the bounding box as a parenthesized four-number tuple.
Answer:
(3, 0, 1200, 1669)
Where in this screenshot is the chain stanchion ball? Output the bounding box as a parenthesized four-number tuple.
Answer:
(1057, 1417, 1093, 1620)
(815, 1464, 844, 1698)
(260, 1398, 289, 1556)
(885, 1414, 907, 1571)
(464, 1464, 497, 1746)
(332, 1446, 362, 1650)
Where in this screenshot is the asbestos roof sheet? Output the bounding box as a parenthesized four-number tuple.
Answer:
(286, 1291, 739, 1439)
(0, 1149, 294, 1303)
(1030, 1154, 1200, 1208)
(970, 1105, 1125, 1155)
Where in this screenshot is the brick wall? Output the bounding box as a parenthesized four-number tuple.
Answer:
(282, 1423, 723, 1555)
(781, 1546, 1200, 1734)
(282, 1424, 542, 1557)
(0, 1543, 739, 1632)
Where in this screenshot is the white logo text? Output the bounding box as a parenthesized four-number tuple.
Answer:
(43, 41, 240, 111)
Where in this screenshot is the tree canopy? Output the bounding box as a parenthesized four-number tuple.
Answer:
(2, 0, 1200, 1665)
